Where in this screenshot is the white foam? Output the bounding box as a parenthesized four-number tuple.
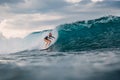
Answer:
(0, 29, 58, 54)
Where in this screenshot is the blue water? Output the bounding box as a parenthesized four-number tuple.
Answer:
(50, 15, 120, 51)
(0, 15, 120, 80)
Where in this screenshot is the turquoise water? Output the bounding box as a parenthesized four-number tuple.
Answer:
(50, 16, 120, 51)
(0, 16, 120, 80)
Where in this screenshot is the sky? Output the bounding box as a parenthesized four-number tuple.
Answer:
(0, 0, 120, 38)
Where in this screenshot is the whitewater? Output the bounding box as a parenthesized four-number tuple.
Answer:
(0, 29, 58, 54)
(0, 16, 120, 80)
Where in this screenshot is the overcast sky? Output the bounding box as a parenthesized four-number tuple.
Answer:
(0, 0, 120, 38)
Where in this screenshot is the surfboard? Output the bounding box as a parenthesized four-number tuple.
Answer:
(40, 48, 52, 52)
(40, 48, 48, 51)
(40, 45, 51, 51)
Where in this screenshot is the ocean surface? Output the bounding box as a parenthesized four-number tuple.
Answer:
(0, 15, 120, 80)
(0, 49, 120, 80)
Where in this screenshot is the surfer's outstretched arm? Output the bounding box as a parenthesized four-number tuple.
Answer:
(49, 36, 55, 39)
(52, 36, 55, 39)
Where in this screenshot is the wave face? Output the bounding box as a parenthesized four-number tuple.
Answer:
(0, 15, 119, 53)
(50, 16, 120, 51)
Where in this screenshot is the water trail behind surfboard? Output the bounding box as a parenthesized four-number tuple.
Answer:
(0, 29, 58, 54)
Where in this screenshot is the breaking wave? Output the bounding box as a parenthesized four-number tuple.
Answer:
(50, 15, 120, 51)
(0, 15, 120, 53)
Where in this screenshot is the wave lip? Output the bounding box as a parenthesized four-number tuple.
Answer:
(50, 15, 120, 52)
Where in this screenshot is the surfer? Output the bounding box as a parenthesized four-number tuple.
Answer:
(44, 32, 55, 48)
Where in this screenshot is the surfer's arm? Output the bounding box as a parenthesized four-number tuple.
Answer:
(51, 36, 55, 39)
(49, 36, 55, 39)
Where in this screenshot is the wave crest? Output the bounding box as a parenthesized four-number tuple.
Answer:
(50, 16, 120, 51)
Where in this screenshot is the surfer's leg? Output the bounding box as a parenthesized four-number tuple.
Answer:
(44, 39, 48, 48)
(46, 41, 49, 46)
(44, 39, 51, 48)
(48, 40, 51, 46)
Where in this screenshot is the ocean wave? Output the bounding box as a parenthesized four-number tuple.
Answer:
(50, 15, 120, 51)
(0, 15, 120, 53)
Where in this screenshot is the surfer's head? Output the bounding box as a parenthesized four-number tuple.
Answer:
(49, 32, 52, 36)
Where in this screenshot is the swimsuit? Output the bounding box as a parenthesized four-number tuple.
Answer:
(44, 36, 49, 40)
(44, 35, 54, 40)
